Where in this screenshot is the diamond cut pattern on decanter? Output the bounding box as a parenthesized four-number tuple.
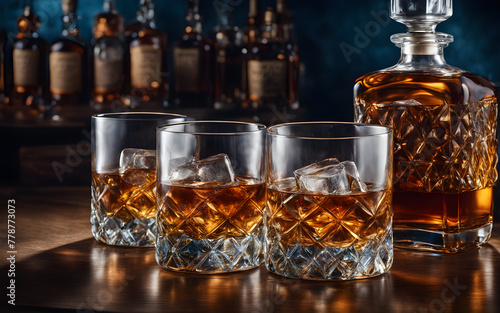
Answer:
(266, 188, 392, 280)
(357, 100, 497, 193)
(156, 183, 266, 272)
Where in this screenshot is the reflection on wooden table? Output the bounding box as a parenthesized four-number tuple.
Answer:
(0, 186, 499, 313)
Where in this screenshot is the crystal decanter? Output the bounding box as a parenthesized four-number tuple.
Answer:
(354, 0, 498, 252)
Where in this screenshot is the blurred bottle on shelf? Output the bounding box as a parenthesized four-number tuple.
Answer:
(276, 0, 299, 109)
(93, 0, 123, 41)
(92, 0, 125, 108)
(276, 0, 292, 43)
(243, 7, 298, 111)
(10, 5, 48, 118)
(0, 31, 7, 105)
(49, 0, 89, 107)
(124, 12, 142, 39)
(127, 0, 168, 106)
(212, 0, 244, 110)
(243, 0, 260, 45)
(172, 0, 214, 108)
(123, 4, 145, 105)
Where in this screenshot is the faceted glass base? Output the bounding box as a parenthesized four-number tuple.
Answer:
(155, 233, 265, 273)
(91, 203, 156, 247)
(265, 224, 393, 281)
(393, 222, 493, 253)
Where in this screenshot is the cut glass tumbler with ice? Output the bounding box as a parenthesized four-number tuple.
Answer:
(156, 121, 267, 273)
(91, 148, 157, 246)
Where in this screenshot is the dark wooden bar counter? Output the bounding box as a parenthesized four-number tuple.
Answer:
(1, 186, 499, 313)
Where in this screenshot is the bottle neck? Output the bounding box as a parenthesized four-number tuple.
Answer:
(145, 8, 156, 28)
(244, 0, 259, 44)
(94, 7, 123, 39)
(218, 12, 231, 28)
(392, 32, 452, 68)
(95, 25, 119, 39)
(138, 1, 156, 29)
(17, 21, 37, 38)
(135, 10, 144, 24)
(276, 1, 293, 43)
(262, 23, 278, 41)
(184, 1, 202, 38)
(249, 0, 258, 18)
(247, 0, 259, 27)
(17, 7, 40, 38)
(398, 43, 446, 66)
(62, 12, 80, 38)
(103, 0, 113, 12)
(261, 8, 277, 42)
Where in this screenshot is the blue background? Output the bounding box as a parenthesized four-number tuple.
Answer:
(1, 0, 499, 121)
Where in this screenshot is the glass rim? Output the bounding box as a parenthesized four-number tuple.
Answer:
(92, 112, 186, 121)
(157, 120, 267, 135)
(268, 121, 392, 140)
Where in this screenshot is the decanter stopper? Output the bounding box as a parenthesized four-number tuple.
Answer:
(391, 0, 452, 32)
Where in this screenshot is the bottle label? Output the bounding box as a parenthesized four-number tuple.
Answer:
(50, 51, 82, 94)
(173, 47, 199, 92)
(247, 60, 286, 98)
(130, 45, 161, 89)
(13, 49, 39, 87)
(94, 57, 123, 92)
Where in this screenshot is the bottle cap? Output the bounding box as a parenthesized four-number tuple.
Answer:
(23, 6, 31, 17)
(391, 0, 452, 32)
(62, 0, 78, 14)
(264, 7, 276, 24)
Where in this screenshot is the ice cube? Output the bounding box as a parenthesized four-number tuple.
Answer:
(273, 177, 297, 192)
(169, 161, 197, 181)
(294, 162, 349, 195)
(121, 169, 154, 186)
(293, 158, 340, 177)
(119, 148, 156, 186)
(294, 159, 369, 195)
(169, 153, 236, 186)
(169, 157, 196, 171)
(391, 99, 422, 106)
(197, 154, 236, 183)
(119, 148, 156, 173)
(341, 161, 367, 192)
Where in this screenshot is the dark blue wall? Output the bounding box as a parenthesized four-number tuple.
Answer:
(1, 0, 499, 121)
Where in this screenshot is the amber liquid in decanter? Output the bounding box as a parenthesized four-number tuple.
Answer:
(355, 0, 498, 252)
(355, 70, 497, 250)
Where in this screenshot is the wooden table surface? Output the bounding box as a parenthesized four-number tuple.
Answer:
(1, 187, 499, 313)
